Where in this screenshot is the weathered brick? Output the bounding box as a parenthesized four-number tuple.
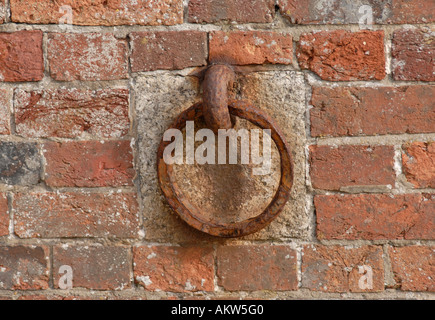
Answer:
(391, 0, 435, 24)
(188, 0, 275, 23)
(310, 86, 435, 137)
(14, 88, 130, 139)
(389, 246, 434, 292)
(278, 0, 435, 24)
(0, 193, 8, 237)
(53, 245, 131, 290)
(0, 246, 49, 290)
(10, 0, 183, 26)
(315, 194, 435, 240)
(0, 31, 44, 82)
(14, 192, 139, 239)
(278, 0, 392, 24)
(43, 141, 135, 188)
(302, 245, 384, 292)
(134, 246, 214, 292)
(310, 145, 395, 190)
(48, 33, 128, 81)
(130, 31, 207, 72)
(0, 142, 41, 186)
(0, 89, 10, 134)
(403, 142, 435, 188)
(209, 31, 293, 65)
(217, 245, 298, 291)
(297, 30, 385, 81)
(392, 28, 435, 81)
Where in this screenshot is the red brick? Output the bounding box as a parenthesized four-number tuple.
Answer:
(0, 89, 10, 134)
(315, 194, 435, 240)
(209, 31, 293, 65)
(0, 246, 49, 290)
(10, 0, 183, 26)
(14, 88, 130, 139)
(217, 245, 298, 291)
(302, 245, 384, 292)
(0, 31, 44, 82)
(403, 142, 435, 188)
(188, 0, 275, 23)
(391, 0, 435, 24)
(392, 28, 435, 81)
(297, 30, 385, 81)
(0, 193, 8, 237)
(134, 246, 214, 292)
(48, 33, 128, 81)
(389, 246, 434, 292)
(130, 31, 207, 72)
(310, 86, 435, 137)
(53, 245, 131, 290)
(43, 141, 135, 188)
(310, 145, 395, 190)
(14, 192, 139, 239)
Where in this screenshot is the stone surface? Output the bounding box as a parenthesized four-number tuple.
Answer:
(53, 245, 131, 290)
(209, 31, 293, 65)
(130, 31, 207, 72)
(310, 145, 395, 190)
(302, 245, 384, 292)
(10, 0, 183, 26)
(297, 30, 385, 81)
(389, 246, 434, 292)
(48, 33, 128, 81)
(0, 193, 8, 237)
(43, 140, 135, 188)
(0, 89, 10, 134)
(402, 142, 435, 189)
(0, 246, 49, 290)
(14, 88, 130, 139)
(310, 86, 435, 137)
(392, 28, 435, 81)
(0, 142, 41, 186)
(134, 246, 214, 292)
(315, 194, 435, 240)
(0, 0, 5, 24)
(188, 0, 275, 23)
(0, 31, 44, 82)
(217, 245, 298, 291)
(14, 192, 140, 239)
(135, 71, 309, 242)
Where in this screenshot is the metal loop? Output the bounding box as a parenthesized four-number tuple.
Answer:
(202, 64, 235, 133)
(157, 100, 294, 238)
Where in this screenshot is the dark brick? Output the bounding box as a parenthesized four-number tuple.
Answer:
(53, 245, 131, 290)
(130, 31, 207, 72)
(0, 246, 49, 290)
(0, 142, 40, 185)
(188, 0, 275, 23)
(310, 86, 435, 137)
(217, 245, 298, 291)
(392, 28, 435, 81)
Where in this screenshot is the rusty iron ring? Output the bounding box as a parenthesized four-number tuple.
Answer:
(157, 100, 294, 238)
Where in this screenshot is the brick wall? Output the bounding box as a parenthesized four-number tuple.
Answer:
(0, 0, 434, 300)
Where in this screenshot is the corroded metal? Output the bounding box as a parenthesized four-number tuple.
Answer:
(202, 64, 235, 133)
(157, 100, 294, 238)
